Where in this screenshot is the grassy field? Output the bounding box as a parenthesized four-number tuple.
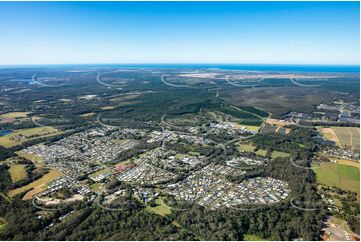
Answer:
(7, 169, 64, 199)
(0, 112, 30, 119)
(100, 106, 115, 110)
(318, 127, 341, 147)
(271, 151, 290, 159)
(255, 149, 267, 157)
(312, 163, 359, 193)
(58, 98, 72, 102)
(243, 234, 267, 241)
(90, 183, 102, 193)
(8, 164, 27, 182)
(337, 159, 360, 168)
(15, 151, 43, 163)
(79, 112, 95, 117)
(319, 153, 360, 168)
(266, 118, 293, 127)
(89, 168, 112, 178)
(239, 143, 256, 152)
(0, 127, 61, 148)
(145, 198, 172, 217)
(331, 127, 360, 151)
(237, 124, 260, 132)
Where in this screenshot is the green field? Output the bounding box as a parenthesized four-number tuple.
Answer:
(15, 151, 43, 163)
(8, 164, 27, 183)
(145, 198, 172, 217)
(0, 112, 30, 119)
(239, 143, 256, 152)
(271, 151, 290, 159)
(255, 149, 267, 157)
(312, 163, 360, 193)
(0, 127, 61, 148)
(7, 169, 64, 199)
(215, 105, 264, 126)
(243, 234, 267, 241)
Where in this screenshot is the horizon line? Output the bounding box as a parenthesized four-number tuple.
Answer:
(0, 62, 360, 67)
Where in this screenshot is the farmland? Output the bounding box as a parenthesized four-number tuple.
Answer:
(318, 127, 342, 147)
(332, 127, 360, 151)
(0, 127, 61, 148)
(312, 163, 360, 193)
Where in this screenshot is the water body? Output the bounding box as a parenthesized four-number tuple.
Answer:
(0, 130, 13, 136)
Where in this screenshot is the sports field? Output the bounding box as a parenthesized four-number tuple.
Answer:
(331, 127, 360, 151)
(312, 163, 359, 193)
(7, 169, 64, 199)
(0, 127, 61, 148)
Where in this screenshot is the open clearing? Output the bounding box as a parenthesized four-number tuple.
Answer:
(317, 127, 341, 147)
(0, 112, 30, 119)
(266, 118, 293, 127)
(100, 106, 115, 110)
(239, 143, 288, 159)
(0, 127, 61, 148)
(239, 143, 256, 152)
(15, 150, 43, 163)
(79, 112, 95, 117)
(255, 149, 267, 157)
(331, 127, 360, 151)
(8, 164, 27, 182)
(337, 159, 360, 168)
(243, 234, 267, 241)
(7, 169, 64, 199)
(271, 151, 290, 159)
(312, 163, 359, 193)
(145, 198, 172, 217)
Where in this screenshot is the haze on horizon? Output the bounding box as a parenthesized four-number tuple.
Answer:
(0, 1, 359, 66)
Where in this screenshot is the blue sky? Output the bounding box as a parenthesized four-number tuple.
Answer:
(0, 1, 359, 65)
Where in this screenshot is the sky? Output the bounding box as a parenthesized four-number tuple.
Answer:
(0, 1, 359, 65)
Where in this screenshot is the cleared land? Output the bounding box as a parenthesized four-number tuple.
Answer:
(0, 127, 61, 148)
(243, 234, 267, 241)
(332, 127, 360, 151)
(318, 127, 341, 147)
(312, 163, 359, 193)
(145, 198, 172, 217)
(266, 118, 293, 127)
(8, 164, 27, 182)
(79, 112, 95, 117)
(7, 169, 64, 199)
(337, 159, 360, 168)
(239, 143, 289, 159)
(100, 106, 115, 110)
(255, 149, 267, 157)
(15, 151, 43, 163)
(271, 151, 290, 159)
(0, 112, 30, 119)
